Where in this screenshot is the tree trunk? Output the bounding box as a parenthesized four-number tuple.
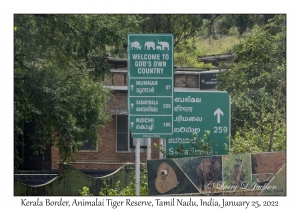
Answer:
(211, 15, 218, 40)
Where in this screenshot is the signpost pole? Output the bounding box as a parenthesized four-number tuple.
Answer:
(147, 138, 151, 160)
(159, 138, 164, 159)
(164, 138, 166, 159)
(135, 138, 140, 195)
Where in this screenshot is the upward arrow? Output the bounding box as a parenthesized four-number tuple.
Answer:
(214, 108, 223, 123)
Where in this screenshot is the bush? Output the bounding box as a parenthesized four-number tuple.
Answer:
(80, 164, 148, 196)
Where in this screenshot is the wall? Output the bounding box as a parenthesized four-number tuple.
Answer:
(174, 73, 199, 88)
(14, 164, 135, 196)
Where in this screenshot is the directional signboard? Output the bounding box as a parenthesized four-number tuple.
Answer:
(166, 91, 230, 156)
(129, 97, 173, 115)
(129, 116, 173, 138)
(128, 34, 174, 138)
(129, 78, 172, 96)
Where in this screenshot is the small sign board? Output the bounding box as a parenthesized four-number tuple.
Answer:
(129, 97, 173, 115)
(129, 78, 172, 97)
(199, 70, 219, 90)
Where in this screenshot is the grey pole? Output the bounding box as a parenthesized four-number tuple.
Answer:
(147, 138, 151, 160)
(159, 138, 164, 159)
(135, 138, 140, 195)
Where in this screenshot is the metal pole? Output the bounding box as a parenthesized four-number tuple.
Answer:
(159, 138, 164, 159)
(164, 138, 166, 159)
(147, 138, 151, 160)
(269, 80, 282, 152)
(135, 138, 140, 195)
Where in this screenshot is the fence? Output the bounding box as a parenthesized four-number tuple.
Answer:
(14, 163, 135, 196)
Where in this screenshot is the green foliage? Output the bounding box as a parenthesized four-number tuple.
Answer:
(230, 112, 286, 154)
(216, 15, 237, 36)
(217, 15, 286, 153)
(234, 14, 255, 35)
(173, 14, 271, 68)
(174, 38, 214, 68)
(195, 36, 243, 56)
(99, 172, 148, 196)
(202, 14, 267, 37)
(79, 186, 93, 196)
(98, 181, 124, 196)
(80, 164, 148, 196)
(174, 35, 244, 68)
(188, 130, 216, 156)
(109, 14, 208, 59)
(14, 14, 138, 166)
(136, 14, 207, 47)
(153, 130, 219, 158)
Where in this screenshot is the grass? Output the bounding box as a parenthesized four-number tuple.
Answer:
(174, 35, 245, 68)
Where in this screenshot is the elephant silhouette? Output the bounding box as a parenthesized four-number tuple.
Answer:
(157, 39, 169, 50)
(196, 158, 221, 191)
(156, 46, 162, 50)
(131, 41, 141, 50)
(144, 41, 156, 50)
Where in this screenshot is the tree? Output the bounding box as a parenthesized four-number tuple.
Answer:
(217, 15, 286, 153)
(135, 14, 208, 47)
(205, 15, 270, 37)
(14, 14, 138, 169)
(105, 14, 208, 58)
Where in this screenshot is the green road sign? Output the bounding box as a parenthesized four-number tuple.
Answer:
(129, 97, 173, 115)
(128, 34, 173, 78)
(128, 34, 174, 138)
(166, 91, 230, 156)
(129, 78, 172, 96)
(129, 116, 173, 138)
